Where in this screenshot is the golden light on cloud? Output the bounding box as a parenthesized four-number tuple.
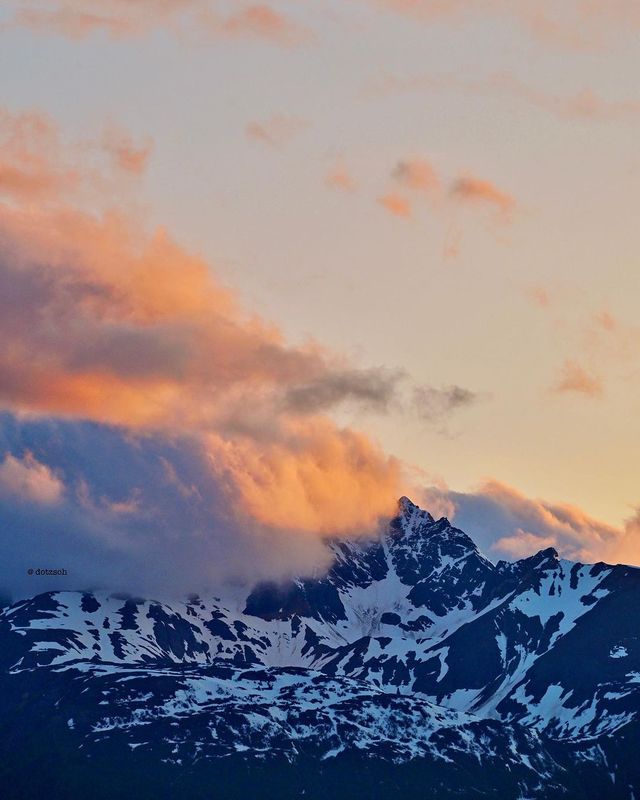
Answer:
(451, 174, 515, 216)
(553, 359, 603, 398)
(0, 109, 405, 540)
(378, 192, 411, 218)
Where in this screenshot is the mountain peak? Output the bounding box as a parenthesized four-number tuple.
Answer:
(397, 495, 435, 526)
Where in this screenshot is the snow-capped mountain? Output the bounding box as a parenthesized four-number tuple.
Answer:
(2, 497, 640, 798)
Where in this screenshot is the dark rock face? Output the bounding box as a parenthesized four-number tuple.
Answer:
(2, 496, 640, 798)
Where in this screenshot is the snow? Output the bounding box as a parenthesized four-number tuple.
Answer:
(3, 497, 639, 763)
(610, 646, 628, 659)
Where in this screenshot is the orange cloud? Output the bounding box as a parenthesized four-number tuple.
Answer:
(378, 192, 411, 218)
(553, 359, 603, 397)
(527, 285, 551, 308)
(0, 107, 151, 208)
(102, 127, 153, 175)
(325, 165, 357, 193)
(481, 480, 626, 562)
(206, 420, 401, 535)
(451, 174, 515, 216)
(8, 1, 309, 46)
(370, 1, 640, 50)
(393, 158, 440, 192)
(595, 310, 617, 332)
(245, 114, 308, 147)
(0, 107, 405, 539)
(0, 108, 79, 203)
(217, 4, 308, 47)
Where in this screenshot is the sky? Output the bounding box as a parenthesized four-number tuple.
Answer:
(0, 1, 638, 598)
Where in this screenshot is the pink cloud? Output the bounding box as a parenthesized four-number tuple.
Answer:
(451, 174, 515, 217)
(245, 115, 309, 147)
(553, 359, 603, 397)
(527, 285, 551, 308)
(325, 165, 357, 193)
(393, 158, 440, 192)
(369, 1, 640, 50)
(0, 105, 405, 539)
(378, 192, 411, 218)
(0, 452, 64, 504)
(421, 479, 640, 566)
(7, 1, 310, 46)
(102, 127, 153, 175)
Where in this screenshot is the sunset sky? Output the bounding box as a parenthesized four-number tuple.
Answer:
(0, 1, 639, 596)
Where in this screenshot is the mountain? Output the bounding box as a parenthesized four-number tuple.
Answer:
(2, 497, 640, 798)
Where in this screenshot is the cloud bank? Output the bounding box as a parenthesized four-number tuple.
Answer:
(421, 480, 640, 566)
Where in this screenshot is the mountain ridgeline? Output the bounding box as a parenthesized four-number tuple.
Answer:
(2, 497, 640, 799)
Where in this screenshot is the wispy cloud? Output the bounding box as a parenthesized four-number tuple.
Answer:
(102, 126, 153, 176)
(284, 368, 403, 414)
(421, 479, 640, 566)
(0, 107, 150, 207)
(552, 359, 603, 397)
(366, 1, 640, 50)
(365, 71, 640, 121)
(413, 385, 479, 422)
(378, 192, 411, 218)
(451, 174, 515, 217)
(325, 164, 357, 193)
(393, 158, 440, 192)
(5, 1, 310, 46)
(245, 114, 309, 147)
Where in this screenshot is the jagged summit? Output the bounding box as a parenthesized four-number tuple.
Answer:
(398, 495, 435, 523)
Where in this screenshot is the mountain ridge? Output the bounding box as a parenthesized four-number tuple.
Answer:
(2, 496, 640, 798)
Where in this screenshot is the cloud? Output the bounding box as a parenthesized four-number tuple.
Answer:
(284, 368, 403, 414)
(0, 416, 338, 599)
(376, 155, 515, 230)
(325, 164, 357, 193)
(366, 72, 640, 121)
(367, 1, 640, 50)
(595, 310, 617, 332)
(378, 192, 411, 218)
(420, 479, 640, 566)
(245, 115, 309, 147)
(0, 451, 64, 505)
(553, 359, 603, 397)
(451, 175, 515, 217)
(413, 385, 479, 422)
(0, 203, 406, 533)
(6, 1, 310, 46)
(216, 4, 308, 47)
(0, 104, 415, 600)
(0, 107, 150, 208)
(102, 127, 153, 175)
(393, 158, 440, 192)
(205, 420, 402, 536)
(0, 108, 79, 203)
(526, 285, 551, 308)
(0, 104, 489, 599)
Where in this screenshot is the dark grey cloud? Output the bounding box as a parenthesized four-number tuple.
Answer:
(412, 385, 480, 422)
(284, 367, 404, 414)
